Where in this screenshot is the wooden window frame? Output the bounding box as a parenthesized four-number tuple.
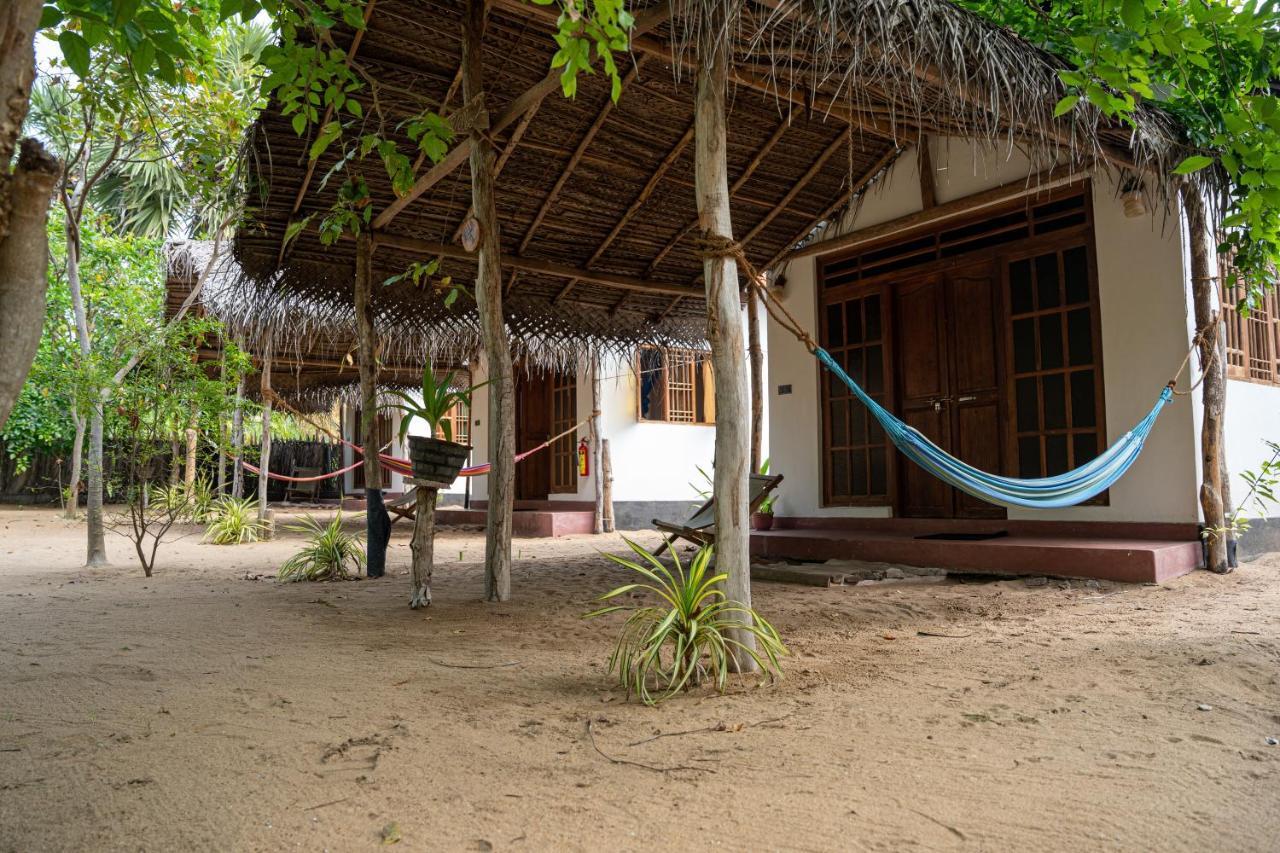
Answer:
(549, 371, 578, 494)
(815, 181, 1108, 509)
(1220, 262, 1280, 385)
(636, 346, 716, 425)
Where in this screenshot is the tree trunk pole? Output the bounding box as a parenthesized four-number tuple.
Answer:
(694, 31, 756, 670)
(462, 0, 515, 601)
(590, 351, 604, 534)
(747, 284, 764, 473)
(85, 400, 108, 565)
(1182, 186, 1229, 574)
(601, 437, 614, 533)
(409, 485, 436, 609)
(216, 353, 227, 494)
(65, 412, 84, 518)
(257, 342, 274, 536)
(355, 233, 391, 577)
(1215, 323, 1237, 568)
(184, 418, 198, 488)
(231, 370, 245, 499)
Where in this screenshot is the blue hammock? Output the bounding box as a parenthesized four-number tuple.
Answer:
(814, 347, 1173, 509)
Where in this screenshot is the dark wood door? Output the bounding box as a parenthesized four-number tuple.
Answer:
(893, 262, 1006, 519)
(515, 370, 552, 500)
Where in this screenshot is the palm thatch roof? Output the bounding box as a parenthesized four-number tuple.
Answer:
(224, 0, 1199, 366)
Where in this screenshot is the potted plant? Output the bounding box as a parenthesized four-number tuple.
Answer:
(750, 458, 777, 531)
(385, 362, 487, 486)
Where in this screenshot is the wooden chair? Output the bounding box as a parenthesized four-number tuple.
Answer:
(283, 465, 322, 503)
(651, 472, 783, 556)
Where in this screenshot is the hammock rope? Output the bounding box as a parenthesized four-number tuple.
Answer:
(697, 232, 1216, 510)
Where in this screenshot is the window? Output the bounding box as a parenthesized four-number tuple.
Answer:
(820, 289, 890, 504)
(435, 402, 471, 446)
(1221, 262, 1280, 384)
(550, 371, 577, 493)
(1005, 244, 1106, 479)
(638, 347, 715, 424)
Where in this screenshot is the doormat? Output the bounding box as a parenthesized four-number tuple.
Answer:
(915, 530, 1009, 541)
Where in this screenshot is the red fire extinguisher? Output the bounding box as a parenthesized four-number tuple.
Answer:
(577, 439, 590, 477)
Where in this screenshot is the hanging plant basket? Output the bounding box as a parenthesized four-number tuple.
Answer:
(406, 435, 471, 486)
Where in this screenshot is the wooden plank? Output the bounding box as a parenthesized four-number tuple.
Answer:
(783, 164, 1088, 262)
(917, 136, 936, 209)
(518, 58, 645, 255)
(372, 232, 704, 298)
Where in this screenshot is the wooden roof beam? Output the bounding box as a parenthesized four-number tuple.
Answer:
(736, 130, 846, 254)
(372, 232, 704, 299)
(518, 57, 646, 255)
(371, 4, 671, 231)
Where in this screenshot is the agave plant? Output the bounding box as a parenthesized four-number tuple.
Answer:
(203, 496, 267, 545)
(278, 513, 366, 582)
(586, 539, 787, 706)
(384, 361, 488, 443)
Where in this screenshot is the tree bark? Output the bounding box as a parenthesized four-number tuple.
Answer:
(590, 351, 604, 535)
(695, 35, 756, 670)
(747, 285, 764, 473)
(0, 0, 54, 428)
(601, 437, 614, 533)
(184, 420, 198, 487)
(0, 142, 58, 430)
(65, 412, 85, 518)
(231, 372, 245, 499)
(355, 233, 390, 577)
(1182, 186, 1229, 574)
(409, 485, 436, 609)
(258, 345, 274, 536)
(1216, 323, 1237, 568)
(85, 401, 108, 565)
(462, 0, 515, 602)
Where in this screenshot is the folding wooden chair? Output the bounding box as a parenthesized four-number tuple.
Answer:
(651, 472, 783, 557)
(283, 465, 322, 503)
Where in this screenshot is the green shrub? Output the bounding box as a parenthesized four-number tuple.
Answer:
(203, 496, 267, 545)
(586, 538, 787, 705)
(278, 512, 366, 582)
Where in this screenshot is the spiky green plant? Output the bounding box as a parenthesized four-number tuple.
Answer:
(586, 539, 787, 705)
(278, 513, 366, 582)
(384, 360, 488, 443)
(203, 496, 267, 545)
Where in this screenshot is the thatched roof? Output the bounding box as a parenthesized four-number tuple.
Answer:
(167, 241, 447, 410)
(225, 0, 1198, 366)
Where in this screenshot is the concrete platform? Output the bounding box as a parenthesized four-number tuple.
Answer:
(751, 520, 1203, 584)
(436, 500, 595, 538)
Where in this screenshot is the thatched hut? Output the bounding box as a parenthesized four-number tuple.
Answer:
(223, 0, 1225, 610)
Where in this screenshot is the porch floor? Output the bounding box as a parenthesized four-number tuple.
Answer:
(751, 524, 1203, 584)
(438, 500, 595, 538)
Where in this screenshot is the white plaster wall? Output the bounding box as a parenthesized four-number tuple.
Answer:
(766, 136, 1200, 523)
(1222, 381, 1280, 518)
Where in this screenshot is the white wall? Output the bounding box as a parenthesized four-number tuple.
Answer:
(766, 136, 1201, 523)
(1222, 381, 1280, 518)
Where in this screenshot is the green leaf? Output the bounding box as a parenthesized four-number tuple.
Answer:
(1120, 0, 1146, 31)
(1174, 155, 1215, 175)
(291, 112, 308, 135)
(309, 121, 342, 160)
(1053, 95, 1079, 118)
(58, 30, 91, 78)
(39, 5, 64, 28)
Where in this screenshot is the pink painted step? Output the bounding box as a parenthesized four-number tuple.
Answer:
(436, 508, 593, 538)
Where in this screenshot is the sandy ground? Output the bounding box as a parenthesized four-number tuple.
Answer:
(0, 506, 1278, 852)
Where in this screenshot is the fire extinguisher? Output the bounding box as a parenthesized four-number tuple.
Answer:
(577, 439, 590, 477)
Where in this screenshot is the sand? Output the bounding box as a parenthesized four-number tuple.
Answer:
(0, 505, 1277, 852)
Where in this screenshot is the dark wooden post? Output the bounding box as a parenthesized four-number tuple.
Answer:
(355, 233, 391, 577)
(747, 285, 764, 473)
(462, 0, 515, 600)
(694, 30, 756, 670)
(1182, 186, 1229, 573)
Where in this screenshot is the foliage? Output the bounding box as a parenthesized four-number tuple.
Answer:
(1209, 440, 1280, 543)
(278, 512, 366, 581)
(585, 539, 787, 706)
(204, 496, 268, 544)
(756, 458, 776, 515)
(960, 0, 1280, 304)
(384, 362, 488, 444)
(152, 476, 216, 523)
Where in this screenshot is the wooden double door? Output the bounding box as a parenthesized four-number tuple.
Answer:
(514, 368, 578, 500)
(894, 261, 1005, 519)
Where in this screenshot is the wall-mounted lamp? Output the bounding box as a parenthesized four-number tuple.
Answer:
(1121, 177, 1147, 218)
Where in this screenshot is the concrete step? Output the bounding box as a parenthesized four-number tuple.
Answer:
(436, 508, 594, 538)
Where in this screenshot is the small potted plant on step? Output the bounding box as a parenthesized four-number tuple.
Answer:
(385, 362, 487, 486)
(750, 459, 777, 531)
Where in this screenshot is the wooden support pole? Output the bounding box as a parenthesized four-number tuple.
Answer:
(747, 285, 763, 473)
(601, 437, 614, 533)
(230, 369, 245, 499)
(694, 33, 756, 671)
(1182, 185, 1229, 574)
(409, 485, 436, 609)
(463, 0, 515, 601)
(917, 136, 937, 209)
(590, 351, 604, 534)
(257, 340, 273, 535)
(355, 233, 391, 577)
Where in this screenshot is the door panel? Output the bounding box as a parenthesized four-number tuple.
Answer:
(515, 370, 552, 500)
(895, 276, 952, 518)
